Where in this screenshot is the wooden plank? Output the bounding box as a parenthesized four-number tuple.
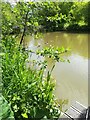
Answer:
(65, 107, 81, 118)
(71, 101, 87, 113)
(60, 113, 72, 119)
(60, 101, 87, 119)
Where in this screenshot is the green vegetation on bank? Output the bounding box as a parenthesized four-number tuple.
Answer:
(2, 35, 69, 119)
(2, 1, 89, 37)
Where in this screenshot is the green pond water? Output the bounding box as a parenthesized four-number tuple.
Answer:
(23, 32, 89, 109)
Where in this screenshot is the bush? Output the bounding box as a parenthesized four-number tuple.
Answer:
(2, 36, 61, 119)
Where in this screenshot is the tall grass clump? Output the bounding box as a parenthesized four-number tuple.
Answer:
(2, 35, 61, 119)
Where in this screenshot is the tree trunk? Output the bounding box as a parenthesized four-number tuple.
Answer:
(20, 10, 28, 45)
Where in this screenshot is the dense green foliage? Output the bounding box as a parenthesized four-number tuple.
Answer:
(2, 35, 61, 119)
(2, 34, 69, 119)
(1, 1, 89, 36)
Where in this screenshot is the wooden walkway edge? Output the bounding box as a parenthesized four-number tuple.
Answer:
(61, 101, 87, 119)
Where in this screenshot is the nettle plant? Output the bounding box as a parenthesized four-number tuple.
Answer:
(2, 35, 69, 119)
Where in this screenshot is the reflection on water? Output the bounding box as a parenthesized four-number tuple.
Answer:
(24, 32, 89, 109)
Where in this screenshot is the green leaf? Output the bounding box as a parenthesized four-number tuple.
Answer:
(0, 95, 14, 120)
(67, 59, 70, 63)
(21, 113, 28, 118)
